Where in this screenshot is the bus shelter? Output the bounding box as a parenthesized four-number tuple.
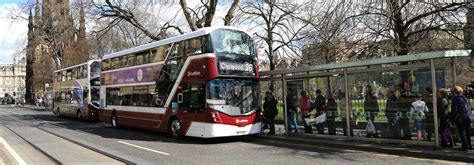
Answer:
(259, 50, 472, 147)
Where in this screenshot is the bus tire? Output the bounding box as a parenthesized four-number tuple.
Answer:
(111, 111, 119, 128)
(168, 117, 181, 138)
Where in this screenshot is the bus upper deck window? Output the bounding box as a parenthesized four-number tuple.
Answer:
(114, 58, 121, 69)
(121, 57, 127, 67)
(127, 55, 135, 66)
(136, 55, 143, 65)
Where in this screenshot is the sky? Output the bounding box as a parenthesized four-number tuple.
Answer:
(0, 0, 28, 64)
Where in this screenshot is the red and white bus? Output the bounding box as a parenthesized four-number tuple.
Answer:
(99, 26, 261, 137)
(53, 60, 101, 120)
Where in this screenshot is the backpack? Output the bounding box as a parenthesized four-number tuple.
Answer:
(463, 96, 473, 122)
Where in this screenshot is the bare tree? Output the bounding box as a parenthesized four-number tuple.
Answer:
(179, 0, 240, 31)
(237, 0, 313, 90)
(92, 0, 240, 41)
(353, 0, 470, 56)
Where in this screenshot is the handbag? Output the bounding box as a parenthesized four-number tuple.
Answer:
(366, 119, 376, 134)
(442, 125, 453, 142)
(304, 117, 313, 125)
(315, 112, 327, 124)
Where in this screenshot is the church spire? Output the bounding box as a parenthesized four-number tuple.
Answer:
(28, 8, 33, 36)
(34, 0, 39, 17)
(78, 0, 86, 42)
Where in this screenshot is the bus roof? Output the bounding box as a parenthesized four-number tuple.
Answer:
(102, 26, 249, 60)
(53, 60, 100, 73)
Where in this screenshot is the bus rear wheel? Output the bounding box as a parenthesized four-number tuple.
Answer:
(111, 112, 119, 128)
(168, 118, 181, 137)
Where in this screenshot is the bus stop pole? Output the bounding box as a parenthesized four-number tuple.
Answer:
(282, 74, 289, 135)
(344, 68, 351, 141)
(430, 59, 440, 148)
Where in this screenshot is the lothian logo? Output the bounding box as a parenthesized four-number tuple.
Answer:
(236, 119, 248, 123)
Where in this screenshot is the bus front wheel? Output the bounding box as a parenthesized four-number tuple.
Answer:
(111, 112, 119, 128)
(168, 117, 181, 137)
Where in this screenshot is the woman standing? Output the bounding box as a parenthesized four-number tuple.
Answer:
(300, 91, 312, 133)
(437, 88, 453, 147)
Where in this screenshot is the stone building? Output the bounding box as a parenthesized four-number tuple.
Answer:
(0, 57, 26, 99)
(25, 0, 88, 102)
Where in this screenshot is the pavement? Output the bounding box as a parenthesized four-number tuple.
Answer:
(12, 105, 474, 163)
(260, 124, 474, 163)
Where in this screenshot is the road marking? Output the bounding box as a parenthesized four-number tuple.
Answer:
(118, 141, 170, 156)
(0, 137, 27, 165)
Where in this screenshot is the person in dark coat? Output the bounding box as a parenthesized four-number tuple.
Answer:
(325, 93, 337, 135)
(263, 91, 278, 135)
(313, 89, 326, 134)
(437, 88, 454, 148)
(449, 86, 472, 151)
(423, 87, 434, 141)
(385, 89, 401, 139)
(286, 89, 298, 133)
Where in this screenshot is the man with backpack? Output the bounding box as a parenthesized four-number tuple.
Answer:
(449, 86, 472, 151)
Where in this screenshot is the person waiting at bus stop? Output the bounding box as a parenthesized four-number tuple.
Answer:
(423, 87, 434, 141)
(300, 91, 312, 134)
(286, 89, 298, 133)
(449, 86, 472, 151)
(364, 85, 379, 138)
(410, 93, 429, 141)
(385, 89, 401, 139)
(312, 89, 326, 134)
(325, 93, 337, 135)
(263, 91, 278, 135)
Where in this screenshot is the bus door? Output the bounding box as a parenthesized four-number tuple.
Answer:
(179, 84, 206, 123)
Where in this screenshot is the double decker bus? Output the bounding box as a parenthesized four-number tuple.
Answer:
(99, 26, 261, 137)
(53, 60, 101, 120)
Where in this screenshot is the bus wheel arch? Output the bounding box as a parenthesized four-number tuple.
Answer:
(168, 116, 181, 137)
(111, 110, 119, 128)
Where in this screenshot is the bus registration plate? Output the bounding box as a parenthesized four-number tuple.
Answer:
(236, 131, 247, 135)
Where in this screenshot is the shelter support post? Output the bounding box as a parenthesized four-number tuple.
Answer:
(344, 68, 351, 141)
(430, 59, 439, 148)
(282, 74, 289, 135)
